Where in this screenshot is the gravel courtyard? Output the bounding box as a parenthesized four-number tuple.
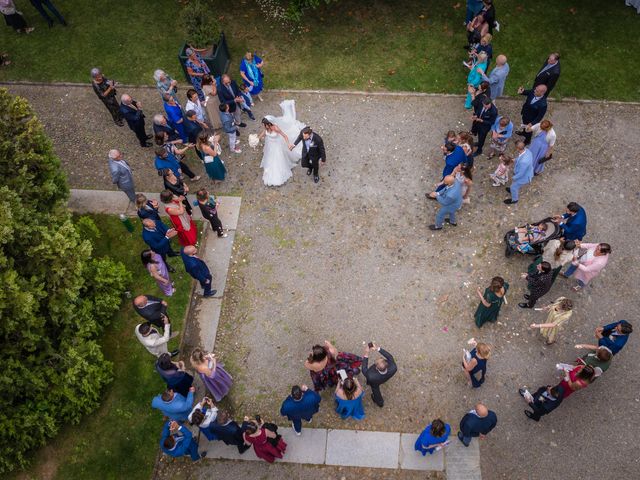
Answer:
(5, 83, 639, 480)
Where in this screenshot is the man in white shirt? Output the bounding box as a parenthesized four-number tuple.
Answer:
(135, 317, 178, 357)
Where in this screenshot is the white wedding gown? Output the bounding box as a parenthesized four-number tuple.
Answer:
(261, 100, 306, 186)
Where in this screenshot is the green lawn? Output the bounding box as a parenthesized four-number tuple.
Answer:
(0, 1, 638, 100)
(14, 215, 194, 480)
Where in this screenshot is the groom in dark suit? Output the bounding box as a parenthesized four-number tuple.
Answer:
(291, 127, 326, 184)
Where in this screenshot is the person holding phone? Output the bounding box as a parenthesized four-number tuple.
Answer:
(362, 343, 397, 408)
(334, 377, 365, 420)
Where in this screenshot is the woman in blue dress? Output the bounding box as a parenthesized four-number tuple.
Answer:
(414, 419, 451, 455)
(185, 47, 211, 102)
(163, 93, 187, 143)
(334, 377, 365, 420)
(525, 120, 556, 175)
(464, 51, 488, 109)
(240, 51, 264, 100)
(462, 342, 491, 388)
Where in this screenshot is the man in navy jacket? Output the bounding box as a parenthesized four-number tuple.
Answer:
(181, 246, 216, 297)
(516, 84, 548, 144)
(471, 96, 498, 156)
(119, 94, 152, 147)
(142, 218, 179, 265)
(280, 384, 322, 435)
(553, 202, 587, 241)
(217, 74, 246, 127)
(208, 410, 250, 453)
(458, 403, 497, 446)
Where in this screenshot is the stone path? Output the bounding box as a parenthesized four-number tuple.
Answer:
(69, 188, 481, 479)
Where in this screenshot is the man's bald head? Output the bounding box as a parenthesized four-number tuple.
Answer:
(142, 218, 156, 229)
(443, 175, 456, 186)
(475, 403, 489, 417)
(495, 54, 507, 66)
(183, 245, 197, 256)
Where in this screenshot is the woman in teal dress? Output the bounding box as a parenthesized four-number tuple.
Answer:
(334, 377, 365, 420)
(414, 419, 451, 455)
(465, 51, 488, 109)
(474, 276, 508, 327)
(196, 133, 226, 182)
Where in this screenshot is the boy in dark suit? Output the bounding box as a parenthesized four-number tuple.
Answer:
(519, 384, 564, 421)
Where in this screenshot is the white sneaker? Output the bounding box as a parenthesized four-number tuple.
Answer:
(235, 139, 241, 145)
(292, 423, 301, 436)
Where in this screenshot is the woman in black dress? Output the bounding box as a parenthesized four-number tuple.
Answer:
(162, 169, 193, 215)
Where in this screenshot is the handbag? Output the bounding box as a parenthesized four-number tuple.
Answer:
(204, 155, 214, 164)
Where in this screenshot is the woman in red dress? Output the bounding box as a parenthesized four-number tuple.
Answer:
(559, 364, 594, 399)
(160, 190, 197, 247)
(242, 417, 287, 463)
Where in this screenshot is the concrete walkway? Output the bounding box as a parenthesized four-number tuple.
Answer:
(69, 189, 481, 479)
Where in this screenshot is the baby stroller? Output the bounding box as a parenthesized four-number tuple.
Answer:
(504, 217, 562, 257)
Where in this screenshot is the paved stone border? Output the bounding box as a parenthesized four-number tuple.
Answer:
(69, 189, 481, 478)
(2, 81, 639, 106)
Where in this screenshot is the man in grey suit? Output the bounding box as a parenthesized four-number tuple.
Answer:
(480, 54, 509, 100)
(108, 149, 136, 204)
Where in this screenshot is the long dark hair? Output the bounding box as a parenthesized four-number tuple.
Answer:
(430, 419, 446, 438)
(307, 345, 327, 363)
(141, 249, 157, 266)
(342, 378, 357, 400)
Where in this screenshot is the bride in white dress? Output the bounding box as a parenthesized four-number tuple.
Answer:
(259, 100, 306, 186)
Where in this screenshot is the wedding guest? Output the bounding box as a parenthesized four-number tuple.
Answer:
(162, 169, 193, 215)
(185, 47, 211, 102)
(518, 384, 564, 422)
(239, 51, 264, 100)
(155, 134, 200, 181)
(242, 416, 287, 463)
(186, 88, 208, 124)
(480, 54, 509, 101)
(202, 75, 222, 129)
(154, 69, 179, 103)
(465, 51, 488, 109)
(120, 94, 152, 147)
(141, 218, 179, 265)
(190, 348, 233, 401)
(133, 294, 169, 328)
(1, 0, 34, 33)
(558, 364, 594, 399)
(474, 276, 508, 328)
(471, 96, 497, 157)
(91, 68, 123, 126)
(160, 190, 197, 247)
(489, 154, 512, 186)
(152, 386, 195, 421)
(196, 189, 227, 237)
(362, 343, 397, 408)
(218, 74, 246, 127)
(532, 53, 561, 95)
(574, 345, 612, 377)
(465, 0, 483, 25)
(468, 80, 491, 113)
(152, 114, 182, 143)
(552, 202, 587, 241)
(156, 353, 194, 397)
(458, 403, 497, 447)
(160, 420, 205, 462)
(515, 85, 548, 144)
(504, 140, 534, 204)
(334, 377, 365, 420)
(529, 297, 573, 345)
(526, 120, 556, 175)
(29, 0, 66, 26)
(188, 396, 218, 440)
(136, 194, 164, 225)
(415, 419, 451, 455)
(428, 175, 463, 231)
(181, 246, 216, 297)
(457, 163, 474, 205)
(163, 93, 186, 143)
(280, 384, 321, 435)
(135, 320, 175, 357)
(219, 103, 242, 154)
(208, 411, 250, 454)
(487, 116, 513, 159)
(107, 149, 136, 204)
(141, 249, 175, 296)
(196, 134, 227, 183)
(541, 239, 576, 283)
(594, 320, 632, 355)
(478, 0, 496, 34)
(462, 342, 490, 388)
(519, 261, 554, 308)
(304, 341, 363, 392)
(561, 242, 611, 292)
(184, 109, 204, 145)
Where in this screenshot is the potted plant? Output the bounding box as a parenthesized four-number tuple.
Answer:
(177, 0, 231, 81)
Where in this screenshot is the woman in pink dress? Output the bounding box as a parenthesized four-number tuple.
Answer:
(559, 364, 594, 399)
(141, 249, 175, 296)
(189, 348, 233, 401)
(160, 190, 197, 247)
(242, 417, 287, 463)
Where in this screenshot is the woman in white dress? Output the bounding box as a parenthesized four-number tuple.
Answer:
(258, 100, 305, 187)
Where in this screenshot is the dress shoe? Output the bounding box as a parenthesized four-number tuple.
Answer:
(203, 290, 217, 297)
(314, 176, 319, 183)
(518, 302, 532, 309)
(457, 432, 470, 447)
(238, 122, 247, 127)
(503, 199, 517, 204)
(524, 294, 530, 299)
(428, 225, 443, 231)
(445, 219, 457, 226)
(307, 169, 312, 176)
(505, 187, 511, 193)
(524, 410, 539, 422)
(142, 142, 153, 148)
(115, 121, 124, 127)
(167, 251, 180, 257)
(170, 349, 180, 357)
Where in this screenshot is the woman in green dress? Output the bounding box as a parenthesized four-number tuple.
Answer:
(196, 133, 226, 182)
(474, 276, 508, 328)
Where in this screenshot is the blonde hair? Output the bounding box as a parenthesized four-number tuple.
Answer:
(135, 193, 148, 209)
(540, 119, 553, 131)
(476, 343, 491, 358)
(481, 33, 492, 44)
(477, 51, 488, 63)
(190, 348, 207, 366)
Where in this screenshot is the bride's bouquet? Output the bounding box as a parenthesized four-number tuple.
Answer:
(248, 133, 260, 149)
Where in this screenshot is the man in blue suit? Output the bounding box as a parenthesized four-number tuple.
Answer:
(434, 144, 466, 193)
(208, 410, 250, 453)
(160, 420, 205, 461)
(553, 202, 587, 241)
(280, 384, 322, 435)
(515, 84, 548, 144)
(152, 386, 195, 421)
(504, 140, 533, 204)
(181, 246, 216, 297)
(596, 320, 633, 356)
(429, 175, 463, 231)
(458, 402, 497, 446)
(142, 218, 179, 267)
(217, 74, 246, 127)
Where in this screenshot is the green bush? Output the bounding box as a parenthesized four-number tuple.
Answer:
(0, 89, 130, 473)
(180, 0, 221, 48)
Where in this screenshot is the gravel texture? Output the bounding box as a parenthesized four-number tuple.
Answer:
(4, 83, 640, 480)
